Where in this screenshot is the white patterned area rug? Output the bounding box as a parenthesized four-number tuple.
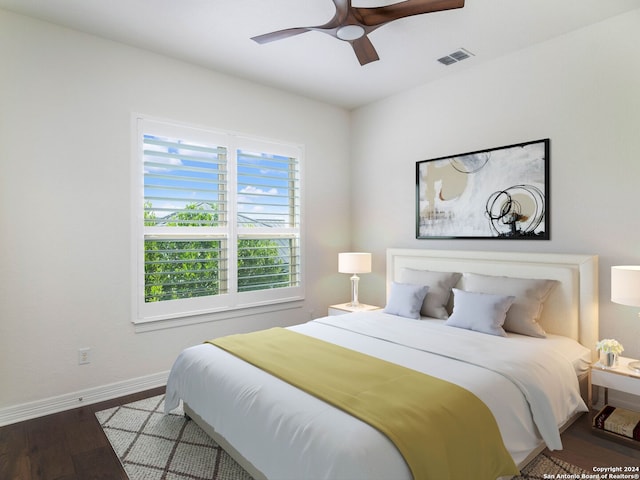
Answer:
(513, 454, 590, 480)
(97, 394, 590, 480)
(96, 395, 252, 479)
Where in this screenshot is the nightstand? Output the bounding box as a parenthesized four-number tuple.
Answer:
(328, 303, 382, 316)
(590, 356, 640, 447)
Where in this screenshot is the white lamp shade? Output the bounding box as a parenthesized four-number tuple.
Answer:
(611, 265, 640, 307)
(338, 252, 372, 274)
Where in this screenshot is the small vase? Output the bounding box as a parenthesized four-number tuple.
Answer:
(600, 351, 618, 368)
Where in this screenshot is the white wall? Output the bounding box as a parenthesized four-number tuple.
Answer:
(0, 10, 351, 413)
(350, 9, 640, 358)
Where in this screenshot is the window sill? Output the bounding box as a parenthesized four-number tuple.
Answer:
(133, 300, 304, 333)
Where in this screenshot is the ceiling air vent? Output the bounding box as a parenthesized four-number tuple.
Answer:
(437, 48, 475, 66)
(437, 56, 457, 65)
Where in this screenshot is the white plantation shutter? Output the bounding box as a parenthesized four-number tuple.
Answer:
(236, 150, 300, 228)
(236, 149, 301, 293)
(142, 125, 229, 309)
(143, 136, 228, 227)
(135, 117, 303, 323)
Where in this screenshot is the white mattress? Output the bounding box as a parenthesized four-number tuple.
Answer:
(165, 311, 589, 479)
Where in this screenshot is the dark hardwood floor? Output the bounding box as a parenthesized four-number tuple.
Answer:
(1, 386, 639, 479)
(0, 386, 165, 480)
(544, 412, 640, 471)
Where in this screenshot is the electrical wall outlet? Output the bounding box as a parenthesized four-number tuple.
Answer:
(78, 348, 91, 365)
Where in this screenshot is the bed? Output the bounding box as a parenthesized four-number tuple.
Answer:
(164, 248, 599, 479)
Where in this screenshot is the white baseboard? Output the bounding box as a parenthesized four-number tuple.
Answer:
(0, 370, 169, 427)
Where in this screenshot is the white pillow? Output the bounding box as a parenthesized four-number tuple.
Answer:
(445, 288, 515, 337)
(399, 268, 461, 319)
(384, 282, 429, 319)
(462, 273, 559, 338)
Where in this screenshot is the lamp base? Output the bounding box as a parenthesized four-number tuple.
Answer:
(629, 360, 640, 374)
(349, 274, 360, 307)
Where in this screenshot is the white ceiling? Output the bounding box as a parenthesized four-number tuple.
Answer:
(2, 0, 638, 109)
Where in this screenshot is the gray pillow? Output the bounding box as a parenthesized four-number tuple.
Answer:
(384, 282, 429, 319)
(446, 288, 515, 337)
(462, 273, 559, 338)
(399, 268, 461, 319)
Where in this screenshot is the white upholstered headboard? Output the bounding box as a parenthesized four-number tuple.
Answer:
(387, 249, 599, 358)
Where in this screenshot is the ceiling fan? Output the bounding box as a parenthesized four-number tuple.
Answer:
(251, 0, 465, 66)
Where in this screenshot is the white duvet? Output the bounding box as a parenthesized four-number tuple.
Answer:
(165, 311, 589, 480)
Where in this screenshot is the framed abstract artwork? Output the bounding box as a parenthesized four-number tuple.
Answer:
(416, 139, 549, 239)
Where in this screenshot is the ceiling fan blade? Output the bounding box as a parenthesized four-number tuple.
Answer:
(251, 27, 310, 44)
(351, 35, 380, 65)
(355, 0, 464, 27)
(322, 0, 351, 28)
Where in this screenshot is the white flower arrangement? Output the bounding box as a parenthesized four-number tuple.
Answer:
(596, 338, 624, 355)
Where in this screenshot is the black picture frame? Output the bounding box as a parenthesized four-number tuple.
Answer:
(416, 139, 550, 239)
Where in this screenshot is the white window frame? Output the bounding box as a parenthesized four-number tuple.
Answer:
(131, 115, 304, 327)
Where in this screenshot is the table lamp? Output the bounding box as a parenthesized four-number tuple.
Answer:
(338, 252, 372, 307)
(611, 265, 640, 373)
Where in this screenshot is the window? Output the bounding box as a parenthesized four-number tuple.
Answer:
(134, 117, 303, 323)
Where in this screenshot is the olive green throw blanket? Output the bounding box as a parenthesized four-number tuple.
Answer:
(208, 328, 519, 480)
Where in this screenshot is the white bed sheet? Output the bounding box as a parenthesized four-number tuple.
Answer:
(165, 311, 589, 480)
